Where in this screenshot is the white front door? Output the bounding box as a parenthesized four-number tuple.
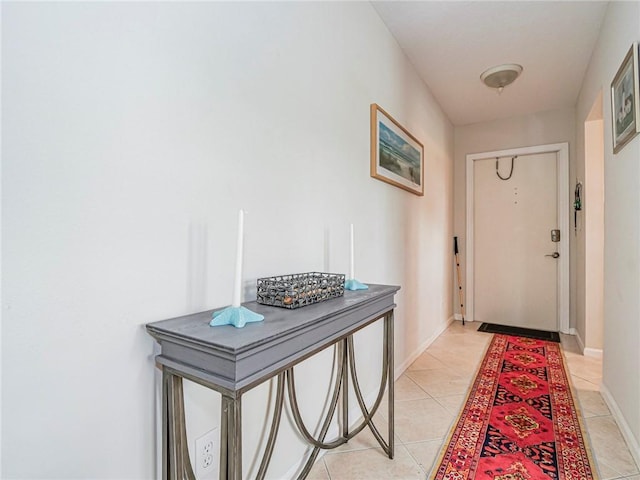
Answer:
(473, 152, 559, 331)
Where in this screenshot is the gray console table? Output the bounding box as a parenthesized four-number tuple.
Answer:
(146, 284, 400, 480)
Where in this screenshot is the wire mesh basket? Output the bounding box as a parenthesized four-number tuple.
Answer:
(256, 272, 345, 309)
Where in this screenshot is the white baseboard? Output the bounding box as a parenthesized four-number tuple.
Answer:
(600, 383, 640, 469)
(453, 313, 473, 322)
(394, 316, 454, 379)
(583, 347, 603, 359)
(571, 328, 603, 359)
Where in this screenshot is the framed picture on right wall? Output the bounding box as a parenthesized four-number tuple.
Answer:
(611, 42, 639, 154)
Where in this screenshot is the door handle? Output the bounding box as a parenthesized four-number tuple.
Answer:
(545, 252, 560, 259)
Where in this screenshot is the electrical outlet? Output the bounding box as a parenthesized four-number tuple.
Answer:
(195, 428, 219, 479)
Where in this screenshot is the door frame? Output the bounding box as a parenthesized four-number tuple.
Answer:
(466, 142, 570, 333)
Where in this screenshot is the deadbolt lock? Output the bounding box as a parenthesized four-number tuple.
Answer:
(551, 229, 560, 242)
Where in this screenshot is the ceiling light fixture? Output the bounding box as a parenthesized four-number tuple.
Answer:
(480, 64, 523, 94)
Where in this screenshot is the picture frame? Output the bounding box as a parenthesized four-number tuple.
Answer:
(611, 43, 639, 154)
(370, 103, 424, 196)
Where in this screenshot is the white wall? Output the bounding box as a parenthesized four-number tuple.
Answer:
(583, 111, 604, 352)
(1, 2, 454, 478)
(575, 1, 640, 463)
(573, 94, 605, 355)
(453, 108, 576, 325)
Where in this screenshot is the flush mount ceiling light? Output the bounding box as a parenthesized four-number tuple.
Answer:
(480, 64, 523, 94)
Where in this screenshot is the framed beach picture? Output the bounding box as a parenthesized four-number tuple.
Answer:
(370, 104, 424, 196)
(611, 43, 639, 154)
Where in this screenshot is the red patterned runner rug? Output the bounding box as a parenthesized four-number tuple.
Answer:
(430, 334, 598, 479)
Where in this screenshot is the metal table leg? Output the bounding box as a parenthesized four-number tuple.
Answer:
(162, 368, 195, 480)
(386, 311, 394, 459)
(221, 394, 242, 480)
(341, 338, 349, 440)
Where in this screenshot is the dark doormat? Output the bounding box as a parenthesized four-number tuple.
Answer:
(477, 323, 561, 343)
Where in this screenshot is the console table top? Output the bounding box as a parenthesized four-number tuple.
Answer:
(146, 284, 400, 355)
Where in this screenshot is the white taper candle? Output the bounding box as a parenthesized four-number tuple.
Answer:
(349, 223, 355, 279)
(232, 209, 244, 307)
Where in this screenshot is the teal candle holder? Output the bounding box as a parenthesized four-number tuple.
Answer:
(345, 278, 368, 291)
(210, 305, 264, 328)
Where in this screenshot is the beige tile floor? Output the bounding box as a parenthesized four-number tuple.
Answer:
(307, 322, 640, 479)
